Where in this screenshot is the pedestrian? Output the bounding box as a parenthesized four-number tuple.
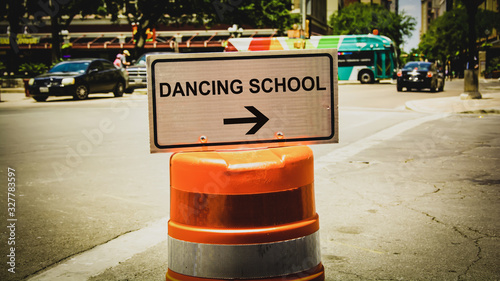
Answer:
(121, 50, 131, 68)
(113, 53, 123, 68)
(446, 63, 452, 81)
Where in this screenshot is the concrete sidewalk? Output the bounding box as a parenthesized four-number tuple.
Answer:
(405, 78, 500, 114)
(405, 92, 500, 114)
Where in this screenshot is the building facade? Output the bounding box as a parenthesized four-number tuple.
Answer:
(291, 0, 330, 35)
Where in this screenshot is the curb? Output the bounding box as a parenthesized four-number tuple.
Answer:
(406, 103, 500, 114)
(405, 93, 500, 114)
(134, 89, 148, 95)
(0, 88, 25, 94)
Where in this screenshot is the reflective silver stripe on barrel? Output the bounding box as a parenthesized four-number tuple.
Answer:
(168, 231, 321, 279)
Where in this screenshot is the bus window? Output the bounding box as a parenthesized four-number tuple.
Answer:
(338, 51, 374, 67)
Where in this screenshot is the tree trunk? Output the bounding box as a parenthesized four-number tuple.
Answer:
(462, 0, 482, 100)
(7, 0, 24, 70)
(134, 20, 149, 55)
(51, 16, 62, 63)
(461, 69, 481, 99)
(466, 3, 477, 70)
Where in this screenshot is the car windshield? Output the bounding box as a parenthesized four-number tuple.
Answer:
(49, 62, 89, 73)
(135, 55, 147, 66)
(403, 63, 430, 71)
(134, 53, 178, 66)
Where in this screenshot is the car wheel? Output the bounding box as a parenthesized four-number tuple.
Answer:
(359, 71, 374, 84)
(33, 95, 48, 102)
(114, 81, 124, 97)
(74, 85, 89, 100)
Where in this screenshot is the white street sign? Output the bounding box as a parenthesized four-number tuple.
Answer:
(147, 49, 338, 152)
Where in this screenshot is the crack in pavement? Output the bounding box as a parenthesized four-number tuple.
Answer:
(405, 206, 486, 281)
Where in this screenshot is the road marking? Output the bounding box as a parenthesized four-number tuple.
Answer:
(26, 218, 167, 281)
(316, 113, 450, 169)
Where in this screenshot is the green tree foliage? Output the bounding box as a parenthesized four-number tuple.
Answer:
(6, 0, 295, 58)
(419, 8, 468, 63)
(419, 5, 498, 64)
(104, 0, 230, 51)
(105, 0, 295, 52)
(212, 0, 296, 34)
(104, 0, 187, 51)
(19, 62, 48, 76)
(1, 0, 26, 63)
(476, 9, 500, 45)
(329, 3, 416, 57)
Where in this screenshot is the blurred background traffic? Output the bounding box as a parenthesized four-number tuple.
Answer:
(0, 0, 499, 92)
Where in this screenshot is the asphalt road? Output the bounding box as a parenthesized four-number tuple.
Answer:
(0, 79, 499, 280)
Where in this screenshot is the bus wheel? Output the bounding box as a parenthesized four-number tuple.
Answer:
(359, 71, 374, 84)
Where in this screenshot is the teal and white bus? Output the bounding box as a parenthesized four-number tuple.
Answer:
(226, 34, 398, 84)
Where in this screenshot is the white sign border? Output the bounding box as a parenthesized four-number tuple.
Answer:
(148, 49, 338, 152)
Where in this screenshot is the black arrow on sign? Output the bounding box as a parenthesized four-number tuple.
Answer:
(223, 106, 269, 135)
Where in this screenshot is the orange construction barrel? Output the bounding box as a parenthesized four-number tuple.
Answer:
(166, 146, 324, 281)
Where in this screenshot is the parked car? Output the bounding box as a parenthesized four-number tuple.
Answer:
(28, 58, 128, 102)
(125, 52, 177, 93)
(396, 62, 444, 92)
